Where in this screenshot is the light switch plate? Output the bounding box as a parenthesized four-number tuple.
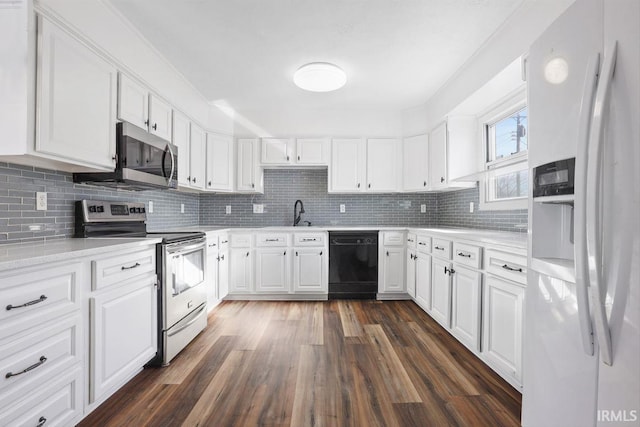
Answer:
(469, 202, 474, 213)
(181, 203, 185, 214)
(36, 192, 47, 211)
(226, 205, 232, 215)
(420, 204, 426, 213)
(148, 201, 154, 213)
(340, 204, 346, 213)
(253, 204, 264, 213)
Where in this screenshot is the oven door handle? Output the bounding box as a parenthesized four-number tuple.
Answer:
(167, 304, 206, 337)
(167, 239, 206, 254)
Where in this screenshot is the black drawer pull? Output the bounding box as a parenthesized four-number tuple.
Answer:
(208, 243, 217, 247)
(502, 264, 523, 272)
(246, 252, 250, 257)
(36, 416, 47, 427)
(319, 251, 323, 256)
(457, 252, 472, 258)
(121, 262, 141, 270)
(434, 246, 444, 251)
(418, 242, 426, 246)
(6, 295, 47, 311)
(6, 356, 47, 379)
(221, 240, 229, 244)
(265, 238, 280, 242)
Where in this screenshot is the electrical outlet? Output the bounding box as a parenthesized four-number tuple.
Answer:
(420, 204, 426, 213)
(340, 204, 346, 213)
(181, 203, 185, 214)
(36, 192, 47, 211)
(469, 202, 474, 213)
(226, 205, 232, 215)
(253, 204, 264, 214)
(148, 201, 154, 213)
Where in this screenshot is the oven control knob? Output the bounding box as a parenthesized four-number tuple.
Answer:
(96, 206, 104, 213)
(88, 206, 96, 213)
(365, 238, 372, 244)
(136, 207, 143, 213)
(141, 207, 146, 213)
(129, 207, 136, 213)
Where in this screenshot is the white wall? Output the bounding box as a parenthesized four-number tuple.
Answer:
(403, 0, 575, 136)
(37, 0, 233, 135)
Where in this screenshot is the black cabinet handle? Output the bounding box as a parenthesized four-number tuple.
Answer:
(208, 181, 212, 186)
(287, 155, 290, 161)
(502, 264, 523, 272)
(457, 252, 471, 258)
(440, 177, 445, 183)
(144, 119, 149, 126)
(252, 183, 255, 188)
(193, 177, 197, 183)
(6, 295, 47, 311)
(368, 183, 371, 188)
(418, 242, 426, 246)
(283, 250, 287, 256)
(36, 416, 47, 427)
(220, 254, 225, 260)
(423, 181, 427, 187)
(444, 266, 455, 276)
(6, 356, 47, 378)
(386, 251, 389, 256)
(221, 240, 228, 244)
(319, 251, 323, 256)
(152, 123, 157, 130)
(295, 251, 298, 256)
(187, 176, 191, 182)
(208, 243, 217, 247)
(298, 155, 301, 161)
(246, 252, 250, 257)
(434, 246, 444, 251)
(410, 254, 414, 260)
(121, 262, 141, 270)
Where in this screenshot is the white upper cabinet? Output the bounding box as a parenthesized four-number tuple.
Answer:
(188, 123, 206, 189)
(36, 17, 117, 171)
(329, 138, 366, 193)
(236, 138, 263, 193)
(366, 138, 400, 192)
(295, 138, 328, 165)
(261, 138, 292, 165)
(206, 133, 234, 192)
(429, 117, 478, 190)
(403, 134, 429, 191)
(429, 122, 448, 190)
(117, 73, 172, 142)
(172, 111, 191, 187)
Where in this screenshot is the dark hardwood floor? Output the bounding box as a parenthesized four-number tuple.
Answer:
(78, 300, 522, 427)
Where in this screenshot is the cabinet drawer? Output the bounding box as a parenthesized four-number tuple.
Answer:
(417, 235, 431, 253)
(255, 233, 289, 247)
(206, 234, 219, 253)
(230, 234, 252, 248)
(431, 238, 452, 259)
(219, 234, 230, 250)
(486, 249, 527, 285)
(0, 313, 81, 405)
(0, 263, 83, 339)
(294, 233, 326, 247)
(0, 365, 83, 427)
(383, 231, 405, 246)
(406, 233, 417, 249)
(92, 247, 155, 291)
(453, 242, 482, 269)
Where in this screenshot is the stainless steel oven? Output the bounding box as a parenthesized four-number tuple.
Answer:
(160, 236, 207, 365)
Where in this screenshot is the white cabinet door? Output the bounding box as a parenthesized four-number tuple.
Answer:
(406, 249, 416, 298)
(381, 247, 405, 293)
(293, 248, 327, 293)
(255, 248, 290, 293)
(296, 138, 327, 165)
(330, 138, 366, 192)
(218, 251, 229, 299)
(451, 265, 482, 351)
(148, 94, 172, 142)
(431, 257, 452, 327)
(236, 138, 262, 192)
(261, 138, 291, 164)
(189, 124, 206, 190)
(90, 275, 157, 403)
(36, 18, 117, 170)
(206, 250, 219, 310)
(447, 115, 478, 182)
(172, 111, 191, 187)
(415, 252, 432, 311)
(117, 73, 148, 131)
(429, 122, 448, 190)
(229, 249, 252, 294)
(367, 139, 399, 192)
(403, 134, 429, 191)
(206, 133, 234, 191)
(483, 275, 524, 383)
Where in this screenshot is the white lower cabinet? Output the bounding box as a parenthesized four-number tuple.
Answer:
(381, 247, 405, 293)
(89, 274, 157, 404)
(450, 265, 482, 351)
(218, 250, 229, 299)
(482, 275, 524, 385)
(206, 234, 220, 310)
(415, 252, 431, 311)
(229, 249, 253, 294)
(406, 248, 417, 298)
(430, 257, 452, 328)
(255, 248, 290, 293)
(293, 248, 327, 293)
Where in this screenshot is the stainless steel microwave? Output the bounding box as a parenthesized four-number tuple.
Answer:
(73, 122, 178, 190)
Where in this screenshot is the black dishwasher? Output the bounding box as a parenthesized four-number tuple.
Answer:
(328, 231, 378, 299)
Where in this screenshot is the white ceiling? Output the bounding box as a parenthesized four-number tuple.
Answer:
(108, 0, 525, 114)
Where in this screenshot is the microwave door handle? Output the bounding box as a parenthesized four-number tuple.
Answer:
(574, 52, 600, 357)
(166, 143, 176, 186)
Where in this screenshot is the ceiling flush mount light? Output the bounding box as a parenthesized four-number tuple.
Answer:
(544, 57, 569, 84)
(294, 62, 347, 92)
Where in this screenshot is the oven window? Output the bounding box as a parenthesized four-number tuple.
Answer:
(170, 249, 205, 296)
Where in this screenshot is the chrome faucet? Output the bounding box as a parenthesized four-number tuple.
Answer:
(293, 200, 305, 226)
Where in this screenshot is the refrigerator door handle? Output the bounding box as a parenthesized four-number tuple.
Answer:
(586, 41, 617, 366)
(574, 53, 600, 357)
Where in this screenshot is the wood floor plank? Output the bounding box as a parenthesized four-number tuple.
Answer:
(363, 324, 422, 403)
(290, 344, 327, 427)
(337, 300, 364, 337)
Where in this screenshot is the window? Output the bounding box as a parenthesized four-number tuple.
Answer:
(479, 89, 528, 210)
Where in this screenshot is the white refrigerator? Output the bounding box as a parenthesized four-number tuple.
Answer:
(523, 0, 639, 426)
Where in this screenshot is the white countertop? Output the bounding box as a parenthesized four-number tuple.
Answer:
(0, 237, 162, 272)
